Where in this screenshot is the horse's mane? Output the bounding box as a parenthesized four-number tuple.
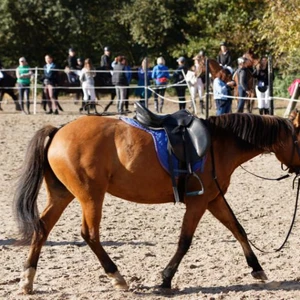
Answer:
(207, 113, 294, 150)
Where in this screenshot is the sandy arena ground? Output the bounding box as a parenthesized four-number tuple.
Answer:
(0, 97, 300, 299)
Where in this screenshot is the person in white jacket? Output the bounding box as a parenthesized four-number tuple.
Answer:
(79, 58, 96, 106)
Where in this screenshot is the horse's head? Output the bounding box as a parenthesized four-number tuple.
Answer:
(278, 109, 300, 174)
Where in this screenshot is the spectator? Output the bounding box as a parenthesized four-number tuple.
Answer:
(236, 57, 250, 113)
(213, 68, 235, 115)
(123, 57, 132, 113)
(112, 56, 128, 114)
(43, 54, 59, 114)
(66, 48, 78, 83)
(217, 42, 233, 73)
(173, 56, 188, 110)
(252, 56, 271, 115)
(79, 58, 96, 109)
(152, 56, 169, 113)
(190, 54, 205, 112)
(100, 46, 112, 70)
(135, 58, 152, 106)
(76, 57, 84, 77)
(16, 57, 32, 114)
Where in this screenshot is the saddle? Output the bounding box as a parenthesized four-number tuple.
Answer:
(134, 102, 211, 202)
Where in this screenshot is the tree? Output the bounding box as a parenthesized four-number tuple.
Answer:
(259, 0, 300, 74)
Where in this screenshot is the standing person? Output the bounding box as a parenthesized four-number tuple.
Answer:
(252, 56, 271, 115)
(112, 56, 128, 114)
(123, 57, 132, 112)
(43, 54, 59, 114)
(213, 69, 235, 115)
(100, 46, 112, 70)
(152, 56, 169, 113)
(135, 58, 152, 106)
(173, 56, 188, 110)
(236, 57, 250, 113)
(66, 48, 78, 83)
(190, 54, 205, 112)
(16, 57, 32, 114)
(217, 42, 233, 73)
(79, 58, 96, 110)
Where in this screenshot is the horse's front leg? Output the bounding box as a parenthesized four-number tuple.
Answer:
(161, 200, 207, 288)
(208, 195, 267, 281)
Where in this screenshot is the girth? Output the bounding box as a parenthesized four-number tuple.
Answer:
(134, 101, 211, 202)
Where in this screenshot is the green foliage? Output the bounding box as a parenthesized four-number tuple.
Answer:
(0, 0, 298, 82)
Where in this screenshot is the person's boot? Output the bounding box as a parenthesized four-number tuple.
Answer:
(154, 101, 159, 113)
(46, 109, 53, 114)
(54, 109, 59, 115)
(159, 104, 163, 113)
(200, 100, 204, 114)
(259, 108, 264, 115)
(264, 108, 269, 115)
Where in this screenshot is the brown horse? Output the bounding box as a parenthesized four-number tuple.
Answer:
(14, 111, 300, 294)
(0, 70, 21, 111)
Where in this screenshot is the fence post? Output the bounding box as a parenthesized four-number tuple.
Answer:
(144, 57, 148, 108)
(33, 67, 38, 115)
(205, 58, 210, 119)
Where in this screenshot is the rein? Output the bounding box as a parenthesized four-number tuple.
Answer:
(210, 142, 299, 254)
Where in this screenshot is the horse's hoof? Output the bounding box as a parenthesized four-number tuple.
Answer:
(251, 270, 268, 281)
(19, 267, 36, 294)
(108, 271, 128, 290)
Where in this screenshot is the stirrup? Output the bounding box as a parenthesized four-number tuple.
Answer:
(185, 172, 204, 196)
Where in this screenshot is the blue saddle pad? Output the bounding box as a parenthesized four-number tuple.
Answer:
(121, 117, 205, 177)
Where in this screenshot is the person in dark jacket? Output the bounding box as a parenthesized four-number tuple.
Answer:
(173, 56, 188, 110)
(43, 54, 59, 114)
(66, 48, 79, 83)
(252, 56, 271, 115)
(112, 56, 128, 114)
(236, 57, 250, 113)
(217, 42, 233, 73)
(100, 46, 112, 70)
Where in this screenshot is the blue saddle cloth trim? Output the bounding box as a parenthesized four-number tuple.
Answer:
(120, 117, 205, 177)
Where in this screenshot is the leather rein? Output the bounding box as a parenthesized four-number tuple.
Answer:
(210, 129, 300, 253)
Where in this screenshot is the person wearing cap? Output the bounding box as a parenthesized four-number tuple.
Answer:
(100, 46, 112, 70)
(217, 42, 232, 70)
(190, 54, 206, 113)
(236, 57, 250, 113)
(16, 57, 32, 114)
(152, 56, 170, 113)
(173, 56, 188, 110)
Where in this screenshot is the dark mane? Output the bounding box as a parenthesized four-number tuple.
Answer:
(207, 113, 294, 150)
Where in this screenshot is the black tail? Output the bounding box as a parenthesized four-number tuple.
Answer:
(13, 125, 59, 244)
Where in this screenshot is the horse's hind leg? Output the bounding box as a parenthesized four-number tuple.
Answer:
(79, 192, 128, 290)
(20, 178, 74, 294)
(208, 195, 267, 281)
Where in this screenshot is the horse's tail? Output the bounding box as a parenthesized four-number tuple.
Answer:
(13, 125, 59, 245)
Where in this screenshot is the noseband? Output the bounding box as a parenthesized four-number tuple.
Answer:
(281, 129, 300, 175)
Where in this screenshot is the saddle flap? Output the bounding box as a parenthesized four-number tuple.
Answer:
(187, 118, 211, 159)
